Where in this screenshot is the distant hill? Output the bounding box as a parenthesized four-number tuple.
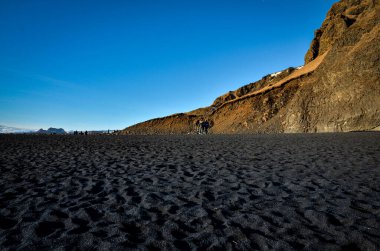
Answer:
(0, 125, 37, 134)
(121, 0, 380, 134)
(36, 128, 67, 134)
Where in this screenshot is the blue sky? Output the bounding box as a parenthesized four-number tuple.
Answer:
(0, 0, 337, 131)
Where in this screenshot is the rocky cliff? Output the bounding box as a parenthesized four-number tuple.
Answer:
(121, 0, 380, 134)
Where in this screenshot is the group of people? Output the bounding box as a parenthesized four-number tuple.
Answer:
(73, 130, 88, 135)
(72, 130, 117, 135)
(195, 119, 212, 134)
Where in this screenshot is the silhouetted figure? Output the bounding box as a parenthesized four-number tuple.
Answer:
(85, 131, 88, 135)
(201, 121, 210, 134)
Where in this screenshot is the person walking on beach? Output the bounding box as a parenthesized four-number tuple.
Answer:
(201, 120, 210, 134)
(195, 118, 213, 134)
(198, 118, 204, 134)
(195, 120, 200, 134)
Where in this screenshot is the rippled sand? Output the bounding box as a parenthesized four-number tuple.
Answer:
(0, 133, 379, 250)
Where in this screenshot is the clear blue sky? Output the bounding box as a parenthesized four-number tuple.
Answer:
(0, 0, 337, 131)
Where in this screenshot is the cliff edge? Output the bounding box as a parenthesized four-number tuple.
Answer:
(121, 0, 380, 134)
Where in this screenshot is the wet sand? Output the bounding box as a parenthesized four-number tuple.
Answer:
(0, 133, 379, 250)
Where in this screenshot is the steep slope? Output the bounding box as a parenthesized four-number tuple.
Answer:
(283, 0, 380, 132)
(121, 0, 380, 134)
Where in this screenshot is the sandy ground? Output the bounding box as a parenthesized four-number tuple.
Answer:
(0, 133, 379, 250)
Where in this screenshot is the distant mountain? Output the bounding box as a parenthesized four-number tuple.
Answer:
(0, 125, 37, 134)
(36, 128, 66, 134)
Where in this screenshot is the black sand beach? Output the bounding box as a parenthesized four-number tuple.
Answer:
(0, 133, 379, 250)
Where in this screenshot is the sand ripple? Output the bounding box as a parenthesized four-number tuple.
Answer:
(0, 133, 379, 250)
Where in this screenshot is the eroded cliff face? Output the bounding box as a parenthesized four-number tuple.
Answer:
(285, 0, 380, 132)
(121, 0, 380, 134)
(210, 67, 297, 108)
(304, 0, 369, 63)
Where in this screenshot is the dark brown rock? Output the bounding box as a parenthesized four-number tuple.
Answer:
(121, 0, 380, 134)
